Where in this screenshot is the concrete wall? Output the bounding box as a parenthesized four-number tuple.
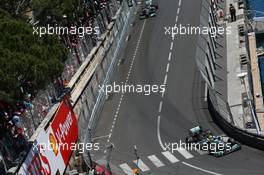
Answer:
(208, 96, 264, 151)
(65, 1, 137, 172)
(69, 1, 136, 144)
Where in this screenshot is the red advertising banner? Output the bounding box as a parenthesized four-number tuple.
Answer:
(18, 100, 78, 175)
(51, 100, 78, 164)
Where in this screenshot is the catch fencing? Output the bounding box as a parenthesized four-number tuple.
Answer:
(20, 0, 121, 139)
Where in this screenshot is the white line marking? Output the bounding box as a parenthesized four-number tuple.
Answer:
(157, 116, 166, 150)
(204, 83, 208, 101)
(107, 20, 146, 143)
(175, 15, 179, 23)
(177, 8, 180, 15)
(119, 163, 133, 175)
(168, 52, 172, 61)
(133, 159, 150, 172)
(166, 63, 170, 73)
(177, 148, 194, 159)
(159, 101, 163, 113)
(92, 134, 110, 141)
(163, 74, 168, 85)
(178, 0, 182, 6)
(182, 162, 223, 175)
(170, 42, 174, 50)
(162, 151, 179, 163)
(161, 91, 165, 98)
(148, 155, 165, 167)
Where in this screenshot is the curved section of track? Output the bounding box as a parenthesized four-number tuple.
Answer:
(94, 0, 264, 174)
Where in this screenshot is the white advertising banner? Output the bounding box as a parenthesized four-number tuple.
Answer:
(18, 128, 65, 175)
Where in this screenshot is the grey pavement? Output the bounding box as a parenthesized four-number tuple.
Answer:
(225, 0, 255, 129)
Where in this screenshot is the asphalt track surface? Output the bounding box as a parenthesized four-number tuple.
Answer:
(94, 0, 264, 174)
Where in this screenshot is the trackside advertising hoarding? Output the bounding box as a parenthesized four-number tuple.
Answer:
(51, 100, 78, 164)
(18, 100, 78, 175)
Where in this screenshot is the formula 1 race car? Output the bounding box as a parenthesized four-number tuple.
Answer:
(185, 126, 210, 144)
(208, 136, 241, 157)
(139, 0, 158, 20)
(185, 126, 241, 157)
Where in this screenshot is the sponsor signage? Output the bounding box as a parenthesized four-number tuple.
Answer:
(18, 100, 78, 175)
(51, 100, 78, 164)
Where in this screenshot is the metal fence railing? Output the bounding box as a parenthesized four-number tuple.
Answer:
(17, 0, 122, 140)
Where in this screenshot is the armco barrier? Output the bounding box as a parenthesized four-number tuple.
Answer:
(208, 95, 264, 151)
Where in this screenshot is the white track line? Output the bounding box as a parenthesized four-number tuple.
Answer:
(204, 83, 208, 101)
(162, 151, 179, 163)
(133, 159, 150, 172)
(157, 116, 166, 150)
(177, 8, 180, 15)
(119, 163, 133, 175)
(166, 63, 170, 73)
(168, 52, 172, 61)
(161, 90, 165, 98)
(176, 148, 194, 159)
(148, 155, 165, 167)
(179, 0, 182, 6)
(170, 42, 174, 50)
(92, 134, 110, 141)
(159, 101, 163, 113)
(182, 162, 223, 175)
(107, 20, 146, 143)
(163, 74, 168, 85)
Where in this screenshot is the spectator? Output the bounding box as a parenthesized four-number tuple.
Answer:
(229, 4, 236, 22)
(11, 115, 22, 129)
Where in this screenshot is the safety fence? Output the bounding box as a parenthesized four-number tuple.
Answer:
(19, 0, 121, 140)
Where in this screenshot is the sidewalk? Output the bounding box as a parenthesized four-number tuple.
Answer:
(225, 0, 251, 129)
(224, 0, 264, 132)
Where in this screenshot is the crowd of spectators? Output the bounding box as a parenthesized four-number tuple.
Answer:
(0, 0, 121, 173)
(0, 93, 33, 171)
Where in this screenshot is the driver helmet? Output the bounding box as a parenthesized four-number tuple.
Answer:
(208, 134, 213, 141)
